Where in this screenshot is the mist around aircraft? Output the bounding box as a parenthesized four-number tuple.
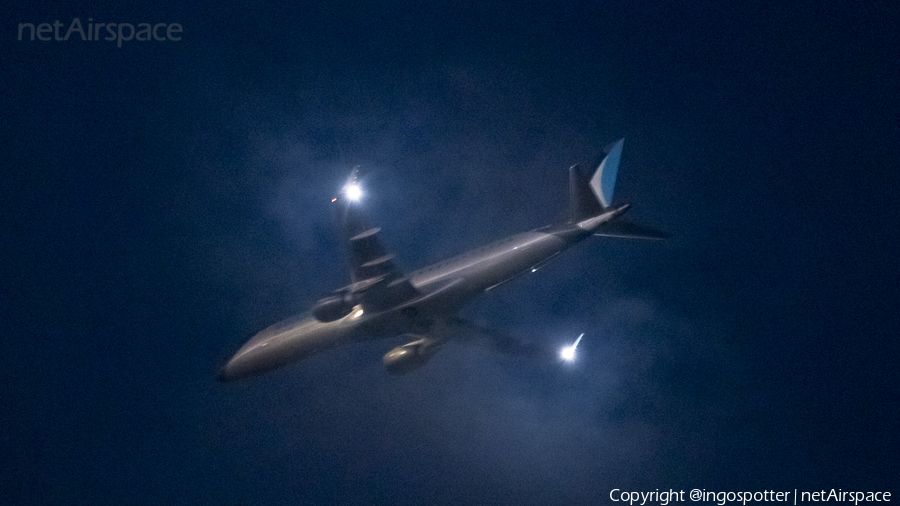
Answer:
(217, 139, 667, 381)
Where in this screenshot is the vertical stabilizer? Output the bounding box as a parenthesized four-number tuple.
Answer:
(569, 164, 601, 221)
(590, 138, 624, 209)
(569, 138, 624, 221)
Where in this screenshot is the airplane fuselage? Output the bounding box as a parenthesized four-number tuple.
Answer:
(217, 139, 664, 381)
(217, 220, 602, 381)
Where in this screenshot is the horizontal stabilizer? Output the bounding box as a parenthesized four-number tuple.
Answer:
(593, 219, 671, 240)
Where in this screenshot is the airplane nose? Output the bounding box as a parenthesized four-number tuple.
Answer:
(215, 361, 236, 382)
(215, 353, 265, 382)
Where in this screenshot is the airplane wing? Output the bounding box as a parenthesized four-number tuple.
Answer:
(334, 167, 420, 310)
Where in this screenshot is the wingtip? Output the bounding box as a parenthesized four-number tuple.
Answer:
(333, 165, 364, 203)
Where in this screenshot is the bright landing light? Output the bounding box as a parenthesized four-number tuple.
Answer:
(344, 183, 363, 202)
(560, 333, 584, 362)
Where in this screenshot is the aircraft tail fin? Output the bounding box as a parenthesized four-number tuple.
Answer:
(569, 139, 670, 240)
(570, 138, 624, 221)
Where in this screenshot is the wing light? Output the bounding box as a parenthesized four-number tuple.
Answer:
(560, 333, 584, 362)
(344, 183, 363, 202)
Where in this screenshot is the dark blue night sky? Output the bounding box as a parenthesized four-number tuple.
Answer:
(3, 2, 898, 504)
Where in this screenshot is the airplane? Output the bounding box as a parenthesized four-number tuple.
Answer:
(217, 139, 667, 381)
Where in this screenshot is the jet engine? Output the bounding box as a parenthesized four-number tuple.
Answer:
(312, 294, 355, 322)
(383, 337, 442, 375)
